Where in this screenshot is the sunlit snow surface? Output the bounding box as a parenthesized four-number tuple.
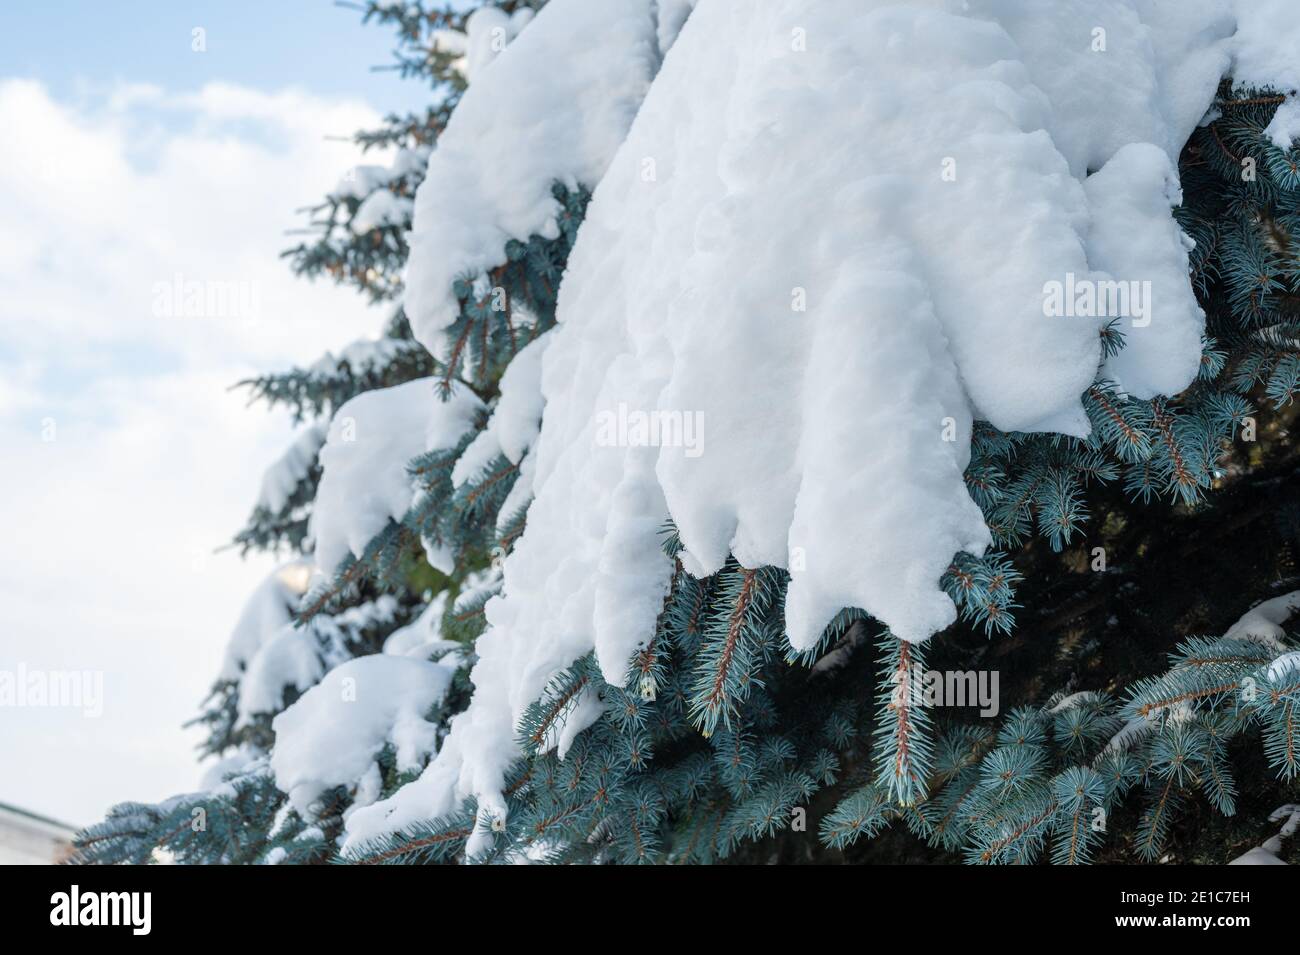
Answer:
(340, 0, 1296, 850)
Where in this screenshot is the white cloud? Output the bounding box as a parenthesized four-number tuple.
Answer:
(0, 78, 394, 826)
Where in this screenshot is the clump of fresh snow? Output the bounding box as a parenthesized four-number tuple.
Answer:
(451, 330, 552, 490)
(1230, 0, 1300, 150)
(197, 747, 261, 792)
(332, 146, 431, 202)
(432, 6, 535, 83)
(1228, 805, 1298, 865)
(310, 379, 482, 575)
(256, 423, 326, 514)
(1087, 143, 1205, 398)
(350, 189, 413, 234)
(237, 627, 333, 724)
(236, 596, 402, 724)
(1265, 98, 1300, 150)
(331, 165, 390, 201)
(348, 0, 1300, 849)
(1269, 650, 1300, 682)
(988, 0, 1232, 178)
(218, 561, 312, 682)
(303, 336, 424, 383)
(219, 561, 399, 728)
(377, 0, 1268, 847)
(270, 654, 456, 816)
(655, 0, 697, 54)
(1048, 690, 1105, 713)
(402, 0, 662, 356)
(382, 591, 462, 663)
(452, 566, 502, 615)
(1224, 590, 1300, 650)
(1229, 0, 1300, 94)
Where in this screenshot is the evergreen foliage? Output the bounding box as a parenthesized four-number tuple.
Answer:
(77, 3, 1300, 866)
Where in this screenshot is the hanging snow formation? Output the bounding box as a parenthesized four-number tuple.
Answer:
(309, 378, 482, 576)
(431, 5, 536, 84)
(217, 563, 405, 726)
(402, 0, 662, 360)
(340, 0, 1298, 848)
(271, 654, 458, 816)
(255, 423, 326, 515)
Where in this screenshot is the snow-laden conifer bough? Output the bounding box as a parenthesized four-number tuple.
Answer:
(235, 0, 1295, 855)
(90, 0, 1300, 866)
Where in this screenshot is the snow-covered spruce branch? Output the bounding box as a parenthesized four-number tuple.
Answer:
(77, 0, 1300, 865)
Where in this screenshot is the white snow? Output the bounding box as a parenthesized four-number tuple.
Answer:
(552, 687, 605, 761)
(1102, 592, 1300, 758)
(197, 747, 259, 791)
(256, 423, 326, 514)
(331, 165, 390, 201)
(432, 7, 535, 84)
(1228, 0, 1300, 156)
(382, 591, 462, 663)
(655, 0, 697, 55)
(350, 188, 413, 234)
(1224, 590, 1300, 650)
(987, 0, 1232, 178)
(303, 336, 423, 382)
(1269, 650, 1300, 682)
(402, 0, 661, 357)
(310, 378, 482, 575)
(450, 330, 552, 489)
(218, 561, 312, 682)
(1228, 804, 1298, 865)
(1230, 0, 1300, 94)
(333, 146, 431, 204)
(1048, 690, 1103, 713)
(1265, 97, 1300, 150)
(353, 0, 1279, 852)
(484, 330, 551, 465)
(270, 654, 455, 816)
(1229, 840, 1288, 864)
(235, 596, 402, 724)
(452, 566, 502, 615)
(219, 566, 414, 730)
(1088, 143, 1205, 398)
(237, 626, 333, 723)
(340, 0, 1299, 850)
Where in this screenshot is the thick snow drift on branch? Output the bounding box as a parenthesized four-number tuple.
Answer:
(219, 562, 312, 682)
(361, 0, 1253, 847)
(310, 379, 482, 575)
(452, 330, 552, 493)
(1228, 0, 1300, 148)
(256, 423, 325, 514)
(350, 189, 412, 234)
(1228, 804, 1298, 864)
(402, 0, 661, 355)
(271, 654, 455, 815)
(1230, 0, 1300, 93)
(382, 591, 464, 664)
(351, 0, 1292, 848)
(655, 0, 698, 54)
(237, 596, 402, 725)
(299, 336, 428, 388)
(1224, 590, 1300, 650)
(219, 563, 407, 729)
(1086, 143, 1205, 397)
(432, 6, 535, 84)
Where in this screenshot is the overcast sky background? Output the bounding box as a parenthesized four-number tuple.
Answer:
(0, 1, 430, 826)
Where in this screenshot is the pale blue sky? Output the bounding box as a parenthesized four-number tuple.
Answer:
(0, 0, 430, 114)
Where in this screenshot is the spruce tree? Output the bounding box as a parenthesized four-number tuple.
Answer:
(78, 0, 1300, 866)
